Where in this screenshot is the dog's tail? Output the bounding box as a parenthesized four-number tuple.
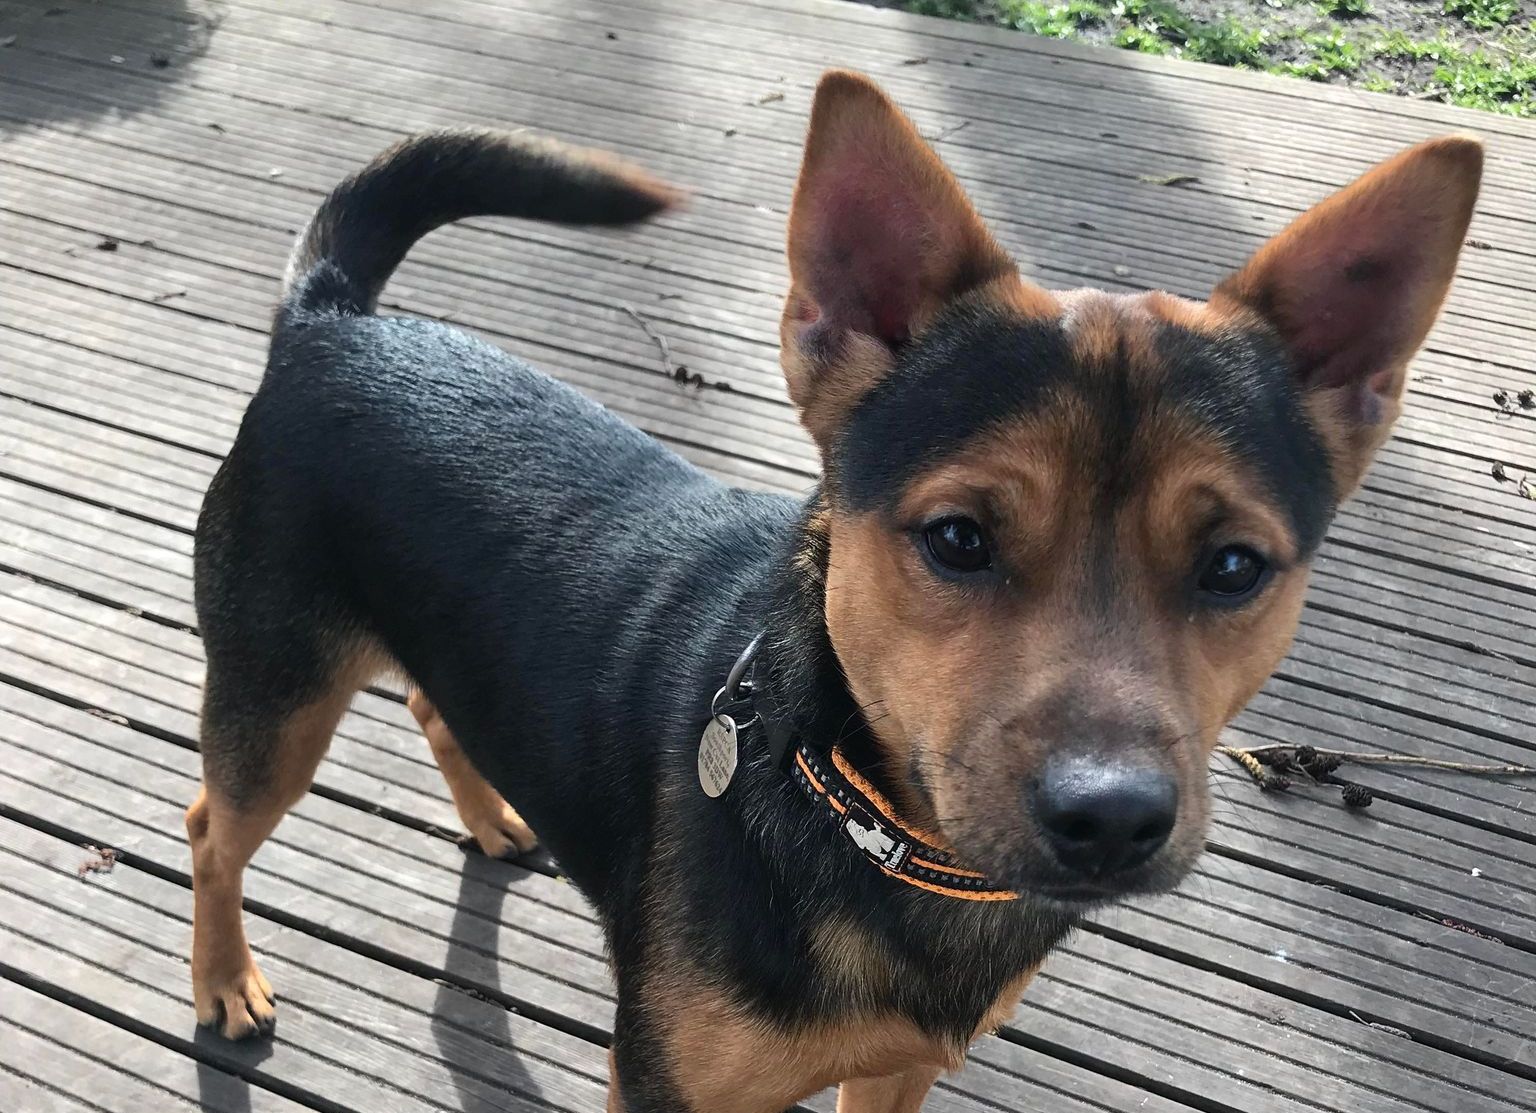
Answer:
(277, 129, 680, 329)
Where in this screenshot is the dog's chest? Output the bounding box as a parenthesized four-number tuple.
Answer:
(807, 900, 1069, 1045)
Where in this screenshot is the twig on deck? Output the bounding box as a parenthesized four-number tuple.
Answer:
(1215, 743, 1536, 810)
(622, 304, 676, 379)
(621, 304, 733, 392)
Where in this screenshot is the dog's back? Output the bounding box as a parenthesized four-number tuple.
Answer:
(193, 133, 792, 941)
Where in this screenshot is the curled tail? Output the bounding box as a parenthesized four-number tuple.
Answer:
(278, 129, 680, 329)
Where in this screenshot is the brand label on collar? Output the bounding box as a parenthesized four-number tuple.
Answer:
(842, 803, 910, 871)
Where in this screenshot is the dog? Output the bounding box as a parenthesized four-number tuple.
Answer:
(186, 70, 1480, 1112)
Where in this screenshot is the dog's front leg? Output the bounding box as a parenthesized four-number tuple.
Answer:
(837, 1067, 942, 1113)
(408, 690, 538, 858)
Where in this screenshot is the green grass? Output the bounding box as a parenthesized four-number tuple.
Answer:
(1301, 28, 1365, 72)
(1111, 0, 1196, 40)
(1107, 0, 1270, 65)
(1372, 28, 1461, 60)
(1434, 45, 1536, 112)
(1372, 24, 1536, 114)
(1314, 0, 1370, 17)
(999, 0, 1111, 36)
(893, 0, 1536, 115)
(1184, 20, 1269, 66)
(1113, 22, 1176, 51)
(901, 0, 981, 16)
(1443, 0, 1519, 30)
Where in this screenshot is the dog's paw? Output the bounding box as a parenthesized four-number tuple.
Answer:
(194, 958, 276, 1040)
(463, 802, 539, 859)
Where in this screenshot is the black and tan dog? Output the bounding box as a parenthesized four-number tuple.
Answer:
(187, 71, 1480, 1111)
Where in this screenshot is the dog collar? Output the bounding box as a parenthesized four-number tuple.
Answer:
(702, 635, 1019, 903)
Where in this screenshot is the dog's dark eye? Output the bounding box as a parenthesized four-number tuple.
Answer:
(1198, 545, 1267, 600)
(923, 517, 991, 574)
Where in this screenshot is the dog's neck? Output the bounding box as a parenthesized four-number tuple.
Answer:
(755, 492, 916, 819)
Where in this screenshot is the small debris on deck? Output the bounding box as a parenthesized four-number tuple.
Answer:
(1342, 784, 1374, 809)
(1349, 1011, 1411, 1040)
(1137, 173, 1199, 186)
(77, 846, 118, 878)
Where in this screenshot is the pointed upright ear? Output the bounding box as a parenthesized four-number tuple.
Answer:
(1211, 135, 1482, 490)
(781, 70, 1051, 449)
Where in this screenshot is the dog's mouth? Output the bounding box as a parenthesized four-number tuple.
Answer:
(1029, 881, 1122, 907)
(1025, 872, 1169, 907)
(951, 822, 1200, 909)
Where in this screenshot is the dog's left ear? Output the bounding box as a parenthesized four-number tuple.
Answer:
(781, 71, 1047, 449)
(1212, 135, 1482, 490)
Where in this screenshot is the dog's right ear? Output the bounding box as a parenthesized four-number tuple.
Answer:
(781, 71, 1046, 450)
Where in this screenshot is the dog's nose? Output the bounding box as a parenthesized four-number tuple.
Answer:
(1034, 758, 1177, 878)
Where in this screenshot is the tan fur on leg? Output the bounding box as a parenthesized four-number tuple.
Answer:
(607, 1049, 624, 1113)
(409, 690, 537, 857)
(837, 1067, 942, 1113)
(187, 691, 352, 1039)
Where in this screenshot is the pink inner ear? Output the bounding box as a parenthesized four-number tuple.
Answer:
(1282, 244, 1424, 391)
(1215, 135, 1480, 424)
(805, 173, 928, 346)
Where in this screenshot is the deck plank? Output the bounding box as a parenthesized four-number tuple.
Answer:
(2, 67, 1532, 463)
(0, 979, 315, 1113)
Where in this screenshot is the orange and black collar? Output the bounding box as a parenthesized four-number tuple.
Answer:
(789, 742, 1019, 901)
(714, 634, 1018, 903)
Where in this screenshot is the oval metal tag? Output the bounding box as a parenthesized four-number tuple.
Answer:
(698, 714, 739, 798)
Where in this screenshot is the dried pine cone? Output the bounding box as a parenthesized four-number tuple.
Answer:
(1342, 784, 1374, 809)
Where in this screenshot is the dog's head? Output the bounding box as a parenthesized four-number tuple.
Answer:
(782, 71, 1480, 904)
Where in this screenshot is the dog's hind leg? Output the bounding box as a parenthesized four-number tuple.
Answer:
(186, 641, 379, 1040)
(408, 690, 538, 859)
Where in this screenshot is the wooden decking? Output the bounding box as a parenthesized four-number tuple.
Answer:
(1, 0, 1534, 1109)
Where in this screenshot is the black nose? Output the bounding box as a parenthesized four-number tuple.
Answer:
(1034, 759, 1178, 878)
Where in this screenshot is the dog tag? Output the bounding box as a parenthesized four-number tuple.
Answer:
(698, 714, 739, 798)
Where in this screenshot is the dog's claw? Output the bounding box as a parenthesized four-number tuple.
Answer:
(196, 962, 277, 1040)
(465, 805, 539, 859)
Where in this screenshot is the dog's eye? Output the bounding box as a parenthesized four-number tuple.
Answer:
(923, 517, 991, 574)
(1198, 545, 1267, 600)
